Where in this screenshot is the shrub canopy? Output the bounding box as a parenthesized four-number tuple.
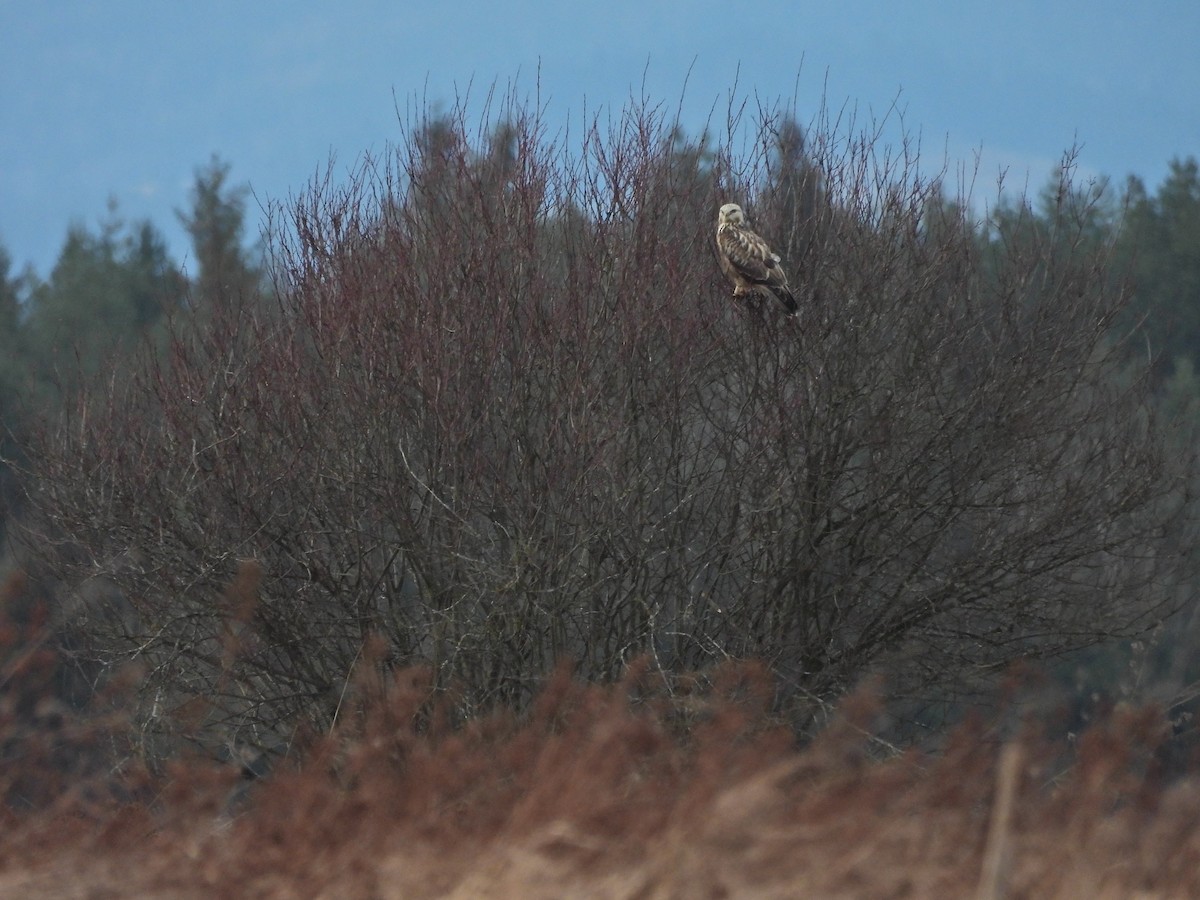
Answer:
(19, 90, 1193, 759)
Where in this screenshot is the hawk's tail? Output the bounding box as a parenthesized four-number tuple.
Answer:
(769, 285, 798, 316)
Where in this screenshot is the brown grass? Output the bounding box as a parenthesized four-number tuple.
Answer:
(0, 650, 1198, 899)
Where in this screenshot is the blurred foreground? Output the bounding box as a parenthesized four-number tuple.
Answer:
(0, 647, 1197, 899)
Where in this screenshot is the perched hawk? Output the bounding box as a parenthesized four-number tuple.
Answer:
(716, 203, 798, 316)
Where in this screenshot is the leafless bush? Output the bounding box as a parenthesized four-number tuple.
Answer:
(16, 87, 1193, 759)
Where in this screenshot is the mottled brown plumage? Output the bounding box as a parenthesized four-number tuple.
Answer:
(716, 203, 797, 315)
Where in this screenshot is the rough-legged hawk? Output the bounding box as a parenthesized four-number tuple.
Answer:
(716, 203, 797, 316)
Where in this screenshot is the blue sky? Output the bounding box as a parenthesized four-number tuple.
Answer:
(2, 1, 1197, 278)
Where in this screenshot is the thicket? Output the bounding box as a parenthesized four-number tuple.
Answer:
(13, 92, 1195, 763)
(0, 158, 262, 547)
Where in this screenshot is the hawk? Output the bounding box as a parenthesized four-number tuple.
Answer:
(716, 203, 797, 316)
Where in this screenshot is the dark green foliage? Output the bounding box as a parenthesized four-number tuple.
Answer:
(1117, 157, 1200, 380)
(0, 245, 25, 410)
(22, 208, 185, 394)
(177, 156, 264, 315)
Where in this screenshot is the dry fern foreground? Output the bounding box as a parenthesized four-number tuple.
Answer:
(0, 658, 1198, 899)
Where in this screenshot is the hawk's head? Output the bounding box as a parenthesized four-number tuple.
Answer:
(718, 203, 746, 226)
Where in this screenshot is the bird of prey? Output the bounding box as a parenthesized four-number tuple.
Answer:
(715, 203, 798, 316)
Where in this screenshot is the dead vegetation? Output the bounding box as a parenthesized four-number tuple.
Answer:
(0, 582, 1198, 899)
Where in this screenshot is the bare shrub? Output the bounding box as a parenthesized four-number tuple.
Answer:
(0, 570, 139, 815)
(15, 87, 1193, 758)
